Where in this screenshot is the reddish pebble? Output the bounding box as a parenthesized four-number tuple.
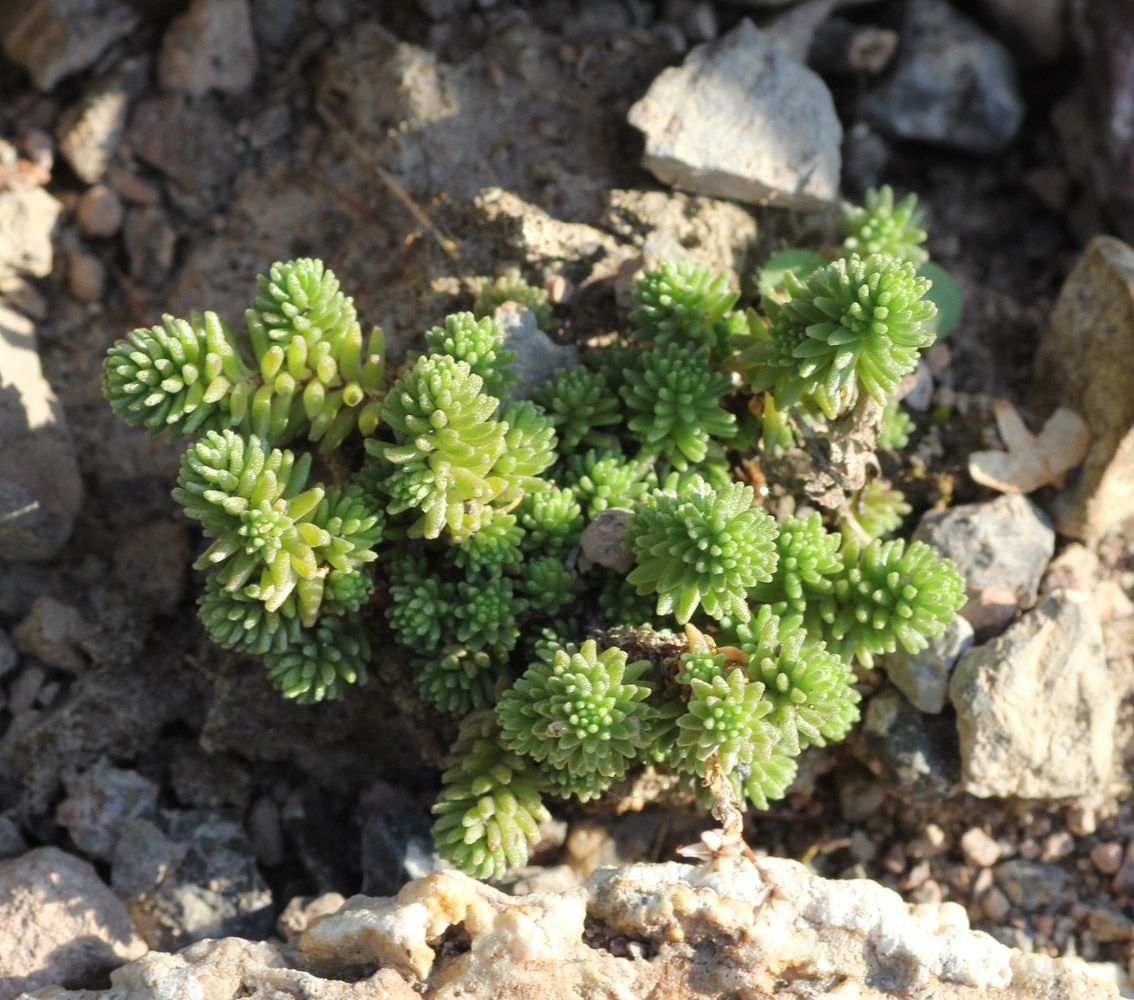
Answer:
(1091, 842, 1123, 875)
(960, 827, 1001, 868)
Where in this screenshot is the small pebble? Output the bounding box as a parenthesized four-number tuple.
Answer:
(1091, 842, 1123, 875)
(22, 128, 53, 172)
(1065, 803, 1097, 836)
(982, 886, 1012, 922)
(68, 252, 106, 302)
(77, 184, 124, 238)
(1018, 839, 1041, 860)
(910, 879, 943, 905)
(960, 827, 1002, 867)
(1112, 846, 1134, 894)
(909, 823, 948, 858)
(849, 829, 876, 864)
(1040, 831, 1075, 862)
(8, 665, 46, 715)
(973, 867, 994, 895)
(903, 859, 931, 890)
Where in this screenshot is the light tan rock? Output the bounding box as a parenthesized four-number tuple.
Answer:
(0, 846, 145, 999)
(1035, 235, 1134, 539)
(949, 589, 1126, 799)
(39, 859, 1119, 999)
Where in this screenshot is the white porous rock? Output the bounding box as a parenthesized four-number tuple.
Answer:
(33, 860, 1118, 998)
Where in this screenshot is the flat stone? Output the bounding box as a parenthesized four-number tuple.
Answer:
(863, 0, 1024, 154)
(159, 0, 258, 97)
(494, 302, 579, 400)
(580, 507, 635, 574)
(882, 615, 974, 714)
(627, 19, 841, 209)
(0, 846, 146, 999)
(949, 589, 1124, 799)
(56, 759, 160, 862)
(0, 305, 83, 560)
(913, 494, 1054, 636)
(0, 0, 139, 91)
(1034, 235, 1134, 539)
(994, 859, 1068, 912)
(0, 185, 62, 280)
(126, 95, 243, 191)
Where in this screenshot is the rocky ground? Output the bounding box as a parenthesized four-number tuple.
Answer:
(2, 0, 1134, 997)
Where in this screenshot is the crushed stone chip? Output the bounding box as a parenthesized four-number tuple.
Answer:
(968, 401, 1089, 493)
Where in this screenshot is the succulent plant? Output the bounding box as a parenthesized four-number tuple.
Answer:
(739, 254, 937, 417)
(497, 639, 654, 779)
(730, 606, 859, 755)
(625, 477, 779, 624)
(518, 556, 577, 616)
(473, 267, 553, 328)
(562, 448, 654, 518)
(827, 538, 967, 668)
(516, 488, 584, 555)
(431, 711, 551, 880)
(419, 312, 518, 399)
(531, 366, 621, 452)
(840, 185, 929, 264)
(621, 342, 737, 469)
(373, 355, 505, 540)
(878, 401, 915, 450)
(629, 258, 740, 356)
(102, 311, 254, 440)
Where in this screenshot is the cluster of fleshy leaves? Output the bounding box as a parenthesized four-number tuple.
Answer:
(104, 258, 385, 450)
(103, 236, 968, 883)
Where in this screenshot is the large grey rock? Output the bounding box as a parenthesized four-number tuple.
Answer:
(627, 19, 841, 209)
(159, 0, 258, 97)
(863, 0, 1024, 154)
(112, 811, 272, 951)
(27, 862, 1120, 999)
(882, 616, 975, 714)
(1034, 235, 1134, 540)
(0, 305, 83, 561)
(0, 846, 145, 1000)
(0, 186, 61, 280)
(913, 494, 1054, 635)
(0, 0, 139, 91)
(949, 589, 1125, 799)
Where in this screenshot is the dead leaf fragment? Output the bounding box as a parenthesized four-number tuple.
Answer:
(969, 402, 1089, 493)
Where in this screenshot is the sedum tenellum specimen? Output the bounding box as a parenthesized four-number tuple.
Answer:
(103, 228, 967, 881)
(839, 185, 929, 264)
